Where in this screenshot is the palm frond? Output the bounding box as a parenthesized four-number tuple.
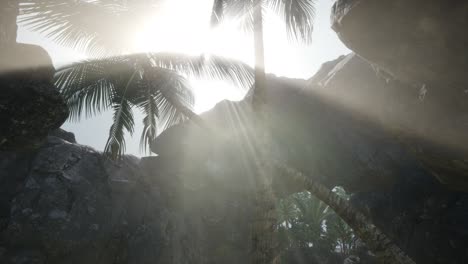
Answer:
(142, 68, 196, 131)
(55, 57, 139, 121)
(104, 96, 135, 159)
(18, 0, 158, 56)
(147, 52, 254, 89)
(55, 59, 115, 121)
(56, 52, 253, 158)
(267, 0, 316, 43)
(137, 88, 159, 154)
(211, 0, 225, 27)
(223, 0, 255, 33)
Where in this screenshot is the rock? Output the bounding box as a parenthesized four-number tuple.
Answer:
(344, 255, 360, 264)
(48, 129, 76, 144)
(0, 134, 251, 263)
(0, 43, 69, 151)
(330, 1, 468, 189)
(331, 0, 468, 88)
(310, 53, 468, 190)
(153, 73, 414, 193)
(351, 162, 468, 263)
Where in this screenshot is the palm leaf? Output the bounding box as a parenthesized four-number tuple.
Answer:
(142, 67, 195, 131)
(104, 96, 135, 159)
(137, 86, 159, 154)
(211, 0, 225, 27)
(18, 0, 160, 56)
(267, 0, 316, 43)
(221, 0, 256, 33)
(147, 52, 254, 89)
(56, 52, 251, 158)
(55, 57, 137, 121)
(211, 0, 316, 43)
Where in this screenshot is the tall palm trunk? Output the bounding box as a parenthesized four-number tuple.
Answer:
(0, 0, 18, 45)
(251, 1, 278, 263)
(278, 165, 416, 264)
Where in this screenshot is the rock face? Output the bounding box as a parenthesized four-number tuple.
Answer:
(0, 131, 255, 264)
(1, 56, 468, 262)
(352, 163, 468, 264)
(153, 55, 468, 263)
(331, 0, 468, 88)
(0, 43, 68, 151)
(308, 53, 468, 262)
(331, 0, 468, 189)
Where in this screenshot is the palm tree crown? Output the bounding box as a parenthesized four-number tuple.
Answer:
(211, 0, 316, 43)
(56, 53, 253, 159)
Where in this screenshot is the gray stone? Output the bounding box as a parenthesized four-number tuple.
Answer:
(0, 43, 68, 151)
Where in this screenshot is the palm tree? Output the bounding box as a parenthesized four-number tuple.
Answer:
(211, 1, 416, 263)
(6, 0, 254, 158)
(211, 1, 316, 262)
(56, 52, 253, 159)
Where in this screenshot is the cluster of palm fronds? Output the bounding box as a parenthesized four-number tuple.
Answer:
(17, 0, 316, 158)
(211, 0, 316, 43)
(55, 53, 253, 159)
(17, 0, 256, 158)
(19, 0, 159, 56)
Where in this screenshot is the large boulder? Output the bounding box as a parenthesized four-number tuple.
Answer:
(330, 1, 468, 189)
(0, 135, 168, 264)
(153, 73, 416, 194)
(0, 131, 255, 264)
(351, 162, 468, 263)
(0, 43, 68, 150)
(310, 53, 468, 190)
(331, 0, 468, 88)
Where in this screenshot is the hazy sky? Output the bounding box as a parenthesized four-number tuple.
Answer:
(18, 0, 349, 156)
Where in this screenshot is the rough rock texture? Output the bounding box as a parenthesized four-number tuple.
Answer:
(153, 55, 468, 263)
(331, 0, 468, 189)
(351, 163, 468, 264)
(331, 0, 468, 88)
(309, 53, 468, 263)
(154, 74, 413, 194)
(2, 56, 467, 262)
(0, 43, 68, 151)
(0, 131, 255, 264)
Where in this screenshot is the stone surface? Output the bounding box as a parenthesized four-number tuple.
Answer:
(49, 129, 77, 144)
(311, 53, 468, 190)
(331, 0, 468, 88)
(153, 74, 413, 194)
(351, 163, 468, 263)
(152, 58, 468, 263)
(0, 43, 68, 151)
(0, 133, 255, 264)
(330, 0, 468, 189)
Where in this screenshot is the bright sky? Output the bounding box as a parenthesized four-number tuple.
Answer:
(17, 0, 349, 156)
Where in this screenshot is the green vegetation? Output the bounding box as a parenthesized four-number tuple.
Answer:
(277, 189, 359, 262)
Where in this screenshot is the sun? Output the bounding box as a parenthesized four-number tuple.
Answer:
(131, 0, 296, 112)
(133, 0, 252, 61)
(132, 0, 255, 112)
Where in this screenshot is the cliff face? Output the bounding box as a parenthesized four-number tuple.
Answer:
(0, 131, 256, 264)
(331, 0, 468, 190)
